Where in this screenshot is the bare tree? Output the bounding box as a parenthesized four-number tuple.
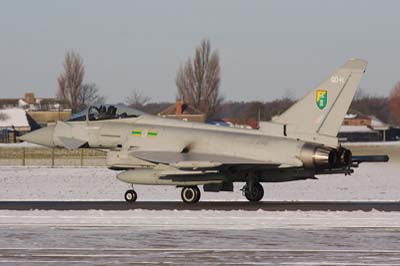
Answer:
(354, 88, 368, 101)
(57, 51, 105, 112)
(350, 88, 389, 123)
(176, 39, 222, 118)
(389, 81, 400, 125)
(57, 51, 85, 112)
(78, 83, 106, 111)
(126, 89, 151, 109)
(282, 88, 296, 101)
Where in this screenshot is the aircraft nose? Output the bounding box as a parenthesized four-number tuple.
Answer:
(20, 125, 55, 147)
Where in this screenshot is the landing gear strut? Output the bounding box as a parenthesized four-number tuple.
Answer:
(181, 186, 201, 204)
(242, 182, 264, 202)
(124, 189, 137, 203)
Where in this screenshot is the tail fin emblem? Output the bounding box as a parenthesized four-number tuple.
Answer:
(316, 90, 328, 110)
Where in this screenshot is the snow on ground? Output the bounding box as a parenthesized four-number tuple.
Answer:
(1, 209, 400, 230)
(0, 163, 399, 201)
(0, 142, 39, 147)
(2, 210, 399, 265)
(345, 140, 400, 146)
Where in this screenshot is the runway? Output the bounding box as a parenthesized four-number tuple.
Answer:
(2, 247, 400, 265)
(1, 203, 400, 264)
(1, 219, 400, 265)
(1, 200, 400, 211)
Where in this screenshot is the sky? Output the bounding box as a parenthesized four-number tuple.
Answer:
(0, 0, 400, 103)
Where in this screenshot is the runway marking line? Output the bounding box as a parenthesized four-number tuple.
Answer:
(1, 248, 400, 253)
(0, 261, 92, 264)
(1, 223, 400, 230)
(1, 262, 400, 266)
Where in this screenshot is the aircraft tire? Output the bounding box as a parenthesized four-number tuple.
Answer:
(193, 186, 201, 203)
(244, 183, 264, 202)
(124, 189, 138, 203)
(181, 186, 201, 204)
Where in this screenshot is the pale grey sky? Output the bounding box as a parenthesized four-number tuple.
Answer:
(0, 0, 399, 103)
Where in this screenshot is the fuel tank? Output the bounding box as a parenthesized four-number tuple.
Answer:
(117, 168, 225, 186)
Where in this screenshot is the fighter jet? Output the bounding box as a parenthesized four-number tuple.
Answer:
(21, 59, 388, 203)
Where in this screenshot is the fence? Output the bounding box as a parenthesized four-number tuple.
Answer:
(0, 147, 106, 166)
(1, 143, 399, 167)
(0, 129, 16, 144)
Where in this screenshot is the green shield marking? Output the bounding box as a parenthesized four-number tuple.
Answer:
(316, 90, 327, 110)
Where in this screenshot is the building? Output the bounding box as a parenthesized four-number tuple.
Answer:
(338, 125, 382, 142)
(0, 108, 40, 143)
(215, 118, 257, 129)
(342, 113, 371, 126)
(0, 92, 63, 111)
(0, 93, 71, 127)
(158, 100, 205, 123)
(28, 111, 71, 127)
(339, 113, 391, 142)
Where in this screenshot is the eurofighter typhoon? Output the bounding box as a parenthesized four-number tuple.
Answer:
(22, 59, 388, 203)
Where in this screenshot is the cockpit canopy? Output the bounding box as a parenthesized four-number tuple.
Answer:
(67, 104, 144, 122)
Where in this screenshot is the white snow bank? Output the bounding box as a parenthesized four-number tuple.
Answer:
(0, 142, 39, 147)
(345, 141, 400, 146)
(1, 210, 399, 230)
(0, 163, 399, 201)
(340, 125, 374, 133)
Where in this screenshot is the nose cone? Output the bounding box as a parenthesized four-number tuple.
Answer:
(20, 125, 55, 147)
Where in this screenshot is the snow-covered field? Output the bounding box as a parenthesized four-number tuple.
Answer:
(0, 163, 399, 201)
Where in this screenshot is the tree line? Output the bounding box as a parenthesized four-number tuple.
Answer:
(56, 40, 400, 126)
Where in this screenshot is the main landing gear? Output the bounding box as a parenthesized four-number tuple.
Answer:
(242, 182, 264, 202)
(124, 186, 201, 204)
(123, 184, 263, 203)
(124, 189, 137, 203)
(181, 186, 201, 204)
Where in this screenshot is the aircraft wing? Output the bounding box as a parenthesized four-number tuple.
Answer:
(132, 150, 282, 170)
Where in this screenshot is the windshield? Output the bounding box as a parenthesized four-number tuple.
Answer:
(67, 104, 144, 121)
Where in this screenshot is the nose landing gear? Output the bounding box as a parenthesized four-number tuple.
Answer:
(124, 189, 138, 203)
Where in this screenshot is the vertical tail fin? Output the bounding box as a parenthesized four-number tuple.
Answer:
(273, 59, 368, 137)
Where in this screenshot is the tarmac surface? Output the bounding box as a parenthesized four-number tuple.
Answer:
(1, 200, 400, 211)
(1, 202, 400, 265)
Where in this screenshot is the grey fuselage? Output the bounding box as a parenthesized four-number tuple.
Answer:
(59, 115, 305, 167)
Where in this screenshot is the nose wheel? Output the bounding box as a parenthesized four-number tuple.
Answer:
(181, 186, 201, 204)
(124, 189, 138, 203)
